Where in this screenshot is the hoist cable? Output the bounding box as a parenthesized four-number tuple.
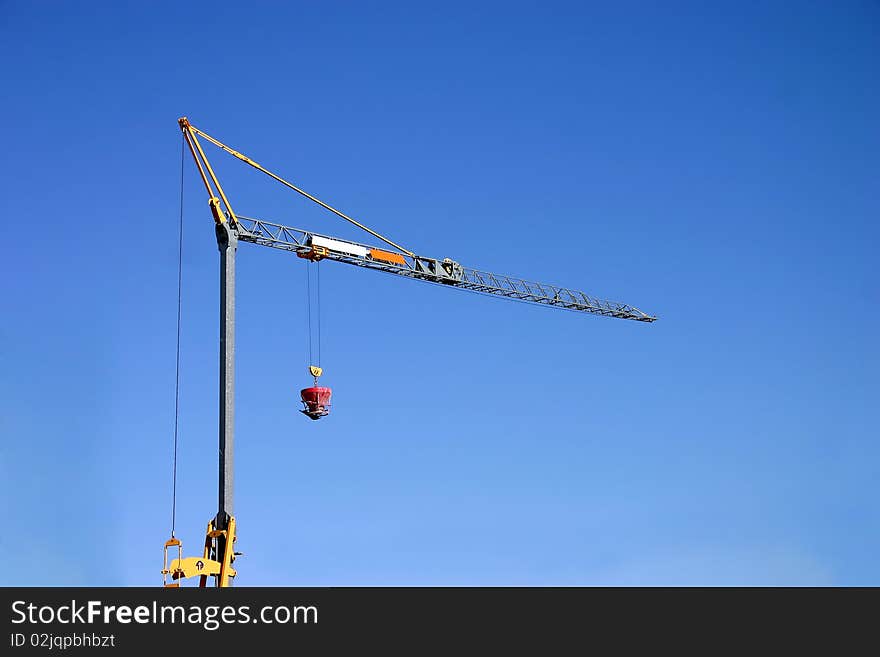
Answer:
(317, 262, 321, 367)
(171, 136, 185, 537)
(306, 263, 313, 365)
(304, 262, 323, 369)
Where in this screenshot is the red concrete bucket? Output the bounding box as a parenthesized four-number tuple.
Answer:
(300, 386, 332, 420)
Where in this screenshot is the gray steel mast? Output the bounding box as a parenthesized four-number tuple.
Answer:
(216, 221, 236, 538)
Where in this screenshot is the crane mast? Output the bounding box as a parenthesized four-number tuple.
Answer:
(162, 117, 657, 588)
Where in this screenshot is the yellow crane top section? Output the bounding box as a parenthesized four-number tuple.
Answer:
(178, 117, 415, 257)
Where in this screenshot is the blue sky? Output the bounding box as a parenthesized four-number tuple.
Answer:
(1, 1, 877, 586)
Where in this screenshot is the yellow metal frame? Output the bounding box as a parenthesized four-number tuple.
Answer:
(162, 516, 237, 588)
(161, 537, 183, 588)
(178, 116, 413, 256)
(296, 245, 329, 262)
(179, 117, 238, 227)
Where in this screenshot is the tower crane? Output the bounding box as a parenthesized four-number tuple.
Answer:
(162, 117, 657, 588)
